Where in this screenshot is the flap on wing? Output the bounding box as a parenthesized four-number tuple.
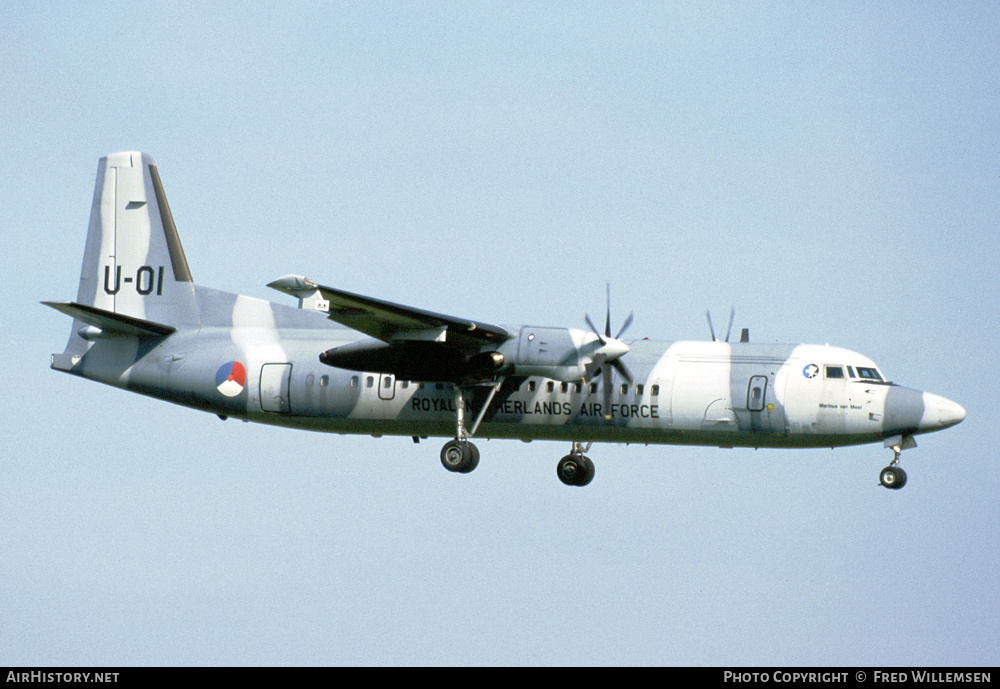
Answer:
(267, 275, 509, 351)
(392, 327, 448, 342)
(43, 301, 176, 337)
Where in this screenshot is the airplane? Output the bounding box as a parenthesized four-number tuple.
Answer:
(46, 152, 966, 488)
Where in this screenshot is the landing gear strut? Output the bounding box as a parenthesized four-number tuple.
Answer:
(557, 441, 595, 487)
(879, 438, 911, 490)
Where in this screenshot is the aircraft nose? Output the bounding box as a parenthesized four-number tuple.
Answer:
(884, 387, 966, 435)
(924, 392, 966, 430)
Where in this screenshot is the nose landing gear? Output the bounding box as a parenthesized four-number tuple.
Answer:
(879, 436, 913, 490)
(879, 464, 907, 489)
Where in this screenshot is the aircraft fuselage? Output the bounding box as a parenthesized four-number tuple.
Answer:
(54, 288, 961, 452)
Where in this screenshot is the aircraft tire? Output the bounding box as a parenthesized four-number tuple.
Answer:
(577, 455, 595, 486)
(557, 454, 594, 487)
(879, 466, 907, 490)
(892, 466, 907, 489)
(441, 440, 479, 474)
(462, 442, 480, 474)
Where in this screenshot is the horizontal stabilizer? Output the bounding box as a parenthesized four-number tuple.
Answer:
(43, 301, 176, 337)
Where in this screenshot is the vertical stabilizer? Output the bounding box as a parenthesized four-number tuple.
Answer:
(76, 151, 199, 325)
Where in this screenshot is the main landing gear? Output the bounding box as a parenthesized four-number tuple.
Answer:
(439, 382, 495, 475)
(557, 442, 595, 487)
(437, 384, 598, 486)
(441, 436, 598, 487)
(440, 439, 479, 473)
(879, 437, 913, 490)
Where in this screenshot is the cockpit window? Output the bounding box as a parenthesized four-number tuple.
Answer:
(856, 367, 883, 381)
(825, 366, 845, 379)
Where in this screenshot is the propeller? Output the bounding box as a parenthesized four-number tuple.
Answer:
(706, 306, 736, 342)
(585, 283, 634, 420)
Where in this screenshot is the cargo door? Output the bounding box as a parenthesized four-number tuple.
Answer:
(260, 363, 292, 413)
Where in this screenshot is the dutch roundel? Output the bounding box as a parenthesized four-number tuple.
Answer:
(216, 361, 246, 397)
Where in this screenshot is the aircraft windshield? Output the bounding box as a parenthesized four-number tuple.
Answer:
(856, 367, 883, 381)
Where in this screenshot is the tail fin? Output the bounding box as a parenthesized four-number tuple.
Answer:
(49, 152, 200, 370)
(75, 151, 199, 325)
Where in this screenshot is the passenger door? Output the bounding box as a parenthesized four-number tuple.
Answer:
(747, 375, 768, 412)
(744, 374, 784, 433)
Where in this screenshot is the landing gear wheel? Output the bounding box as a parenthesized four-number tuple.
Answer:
(557, 454, 595, 487)
(879, 466, 908, 490)
(441, 440, 479, 474)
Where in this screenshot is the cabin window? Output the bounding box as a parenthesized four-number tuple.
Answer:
(401, 381, 409, 389)
(825, 366, 845, 379)
(306, 373, 315, 387)
(366, 376, 375, 388)
(560, 382, 568, 394)
(856, 367, 883, 381)
(321, 375, 330, 387)
(636, 384, 644, 396)
(651, 384, 660, 396)
(590, 383, 598, 394)
(847, 366, 856, 378)
(574, 382, 582, 394)
(547, 381, 555, 393)
(528, 381, 537, 392)
(383, 377, 392, 389)
(620, 383, 629, 395)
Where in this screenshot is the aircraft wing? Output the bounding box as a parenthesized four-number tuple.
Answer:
(268, 275, 510, 352)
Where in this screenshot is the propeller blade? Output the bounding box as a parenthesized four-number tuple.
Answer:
(706, 310, 716, 341)
(615, 311, 634, 340)
(612, 358, 633, 385)
(725, 306, 735, 343)
(585, 313, 607, 345)
(584, 353, 607, 381)
(603, 362, 613, 420)
(604, 282, 612, 338)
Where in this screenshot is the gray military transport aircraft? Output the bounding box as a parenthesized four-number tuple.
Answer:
(47, 152, 966, 488)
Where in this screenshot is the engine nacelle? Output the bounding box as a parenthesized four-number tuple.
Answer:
(318, 326, 626, 385)
(468, 351, 505, 375)
(320, 339, 467, 382)
(496, 327, 606, 382)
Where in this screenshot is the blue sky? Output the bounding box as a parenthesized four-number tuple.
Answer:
(2, 1, 997, 665)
